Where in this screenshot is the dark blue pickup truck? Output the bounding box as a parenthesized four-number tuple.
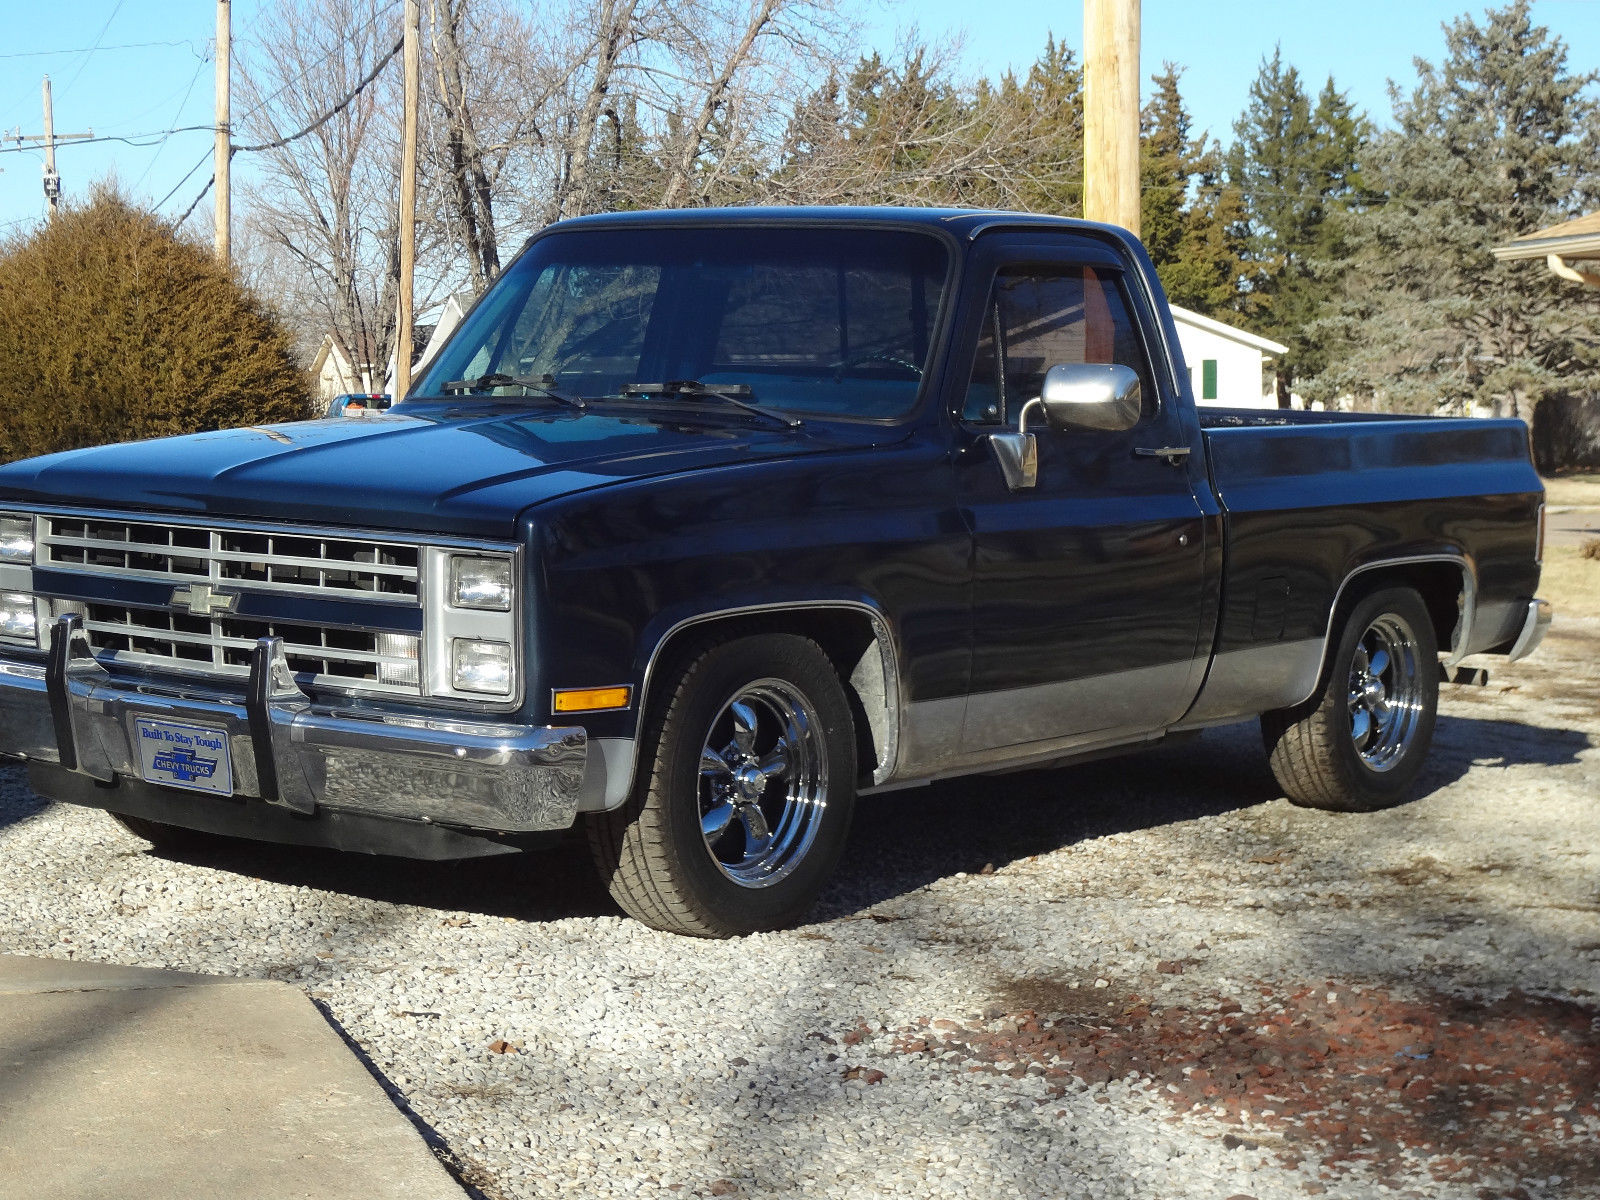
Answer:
(0, 208, 1551, 936)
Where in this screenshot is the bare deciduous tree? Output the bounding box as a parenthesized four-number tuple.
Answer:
(236, 0, 413, 380)
(235, 0, 1062, 379)
(557, 0, 644, 219)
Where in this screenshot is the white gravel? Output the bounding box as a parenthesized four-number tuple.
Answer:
(2, 617, 1597, 1200)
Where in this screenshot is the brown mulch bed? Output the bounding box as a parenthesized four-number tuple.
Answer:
(892, 981, 1599, 1193)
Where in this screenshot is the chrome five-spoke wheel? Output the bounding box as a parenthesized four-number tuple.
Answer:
(1262, 585, 1440, 812)
(697, 680, 827, 888)
(586, 632, 856, 936)
(1347, 613, 1424, 772)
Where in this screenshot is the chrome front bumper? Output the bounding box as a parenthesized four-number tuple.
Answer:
(0, 615, 587, 833)
(1507, 598, 1553, 662)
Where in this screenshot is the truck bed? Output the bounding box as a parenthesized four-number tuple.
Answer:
(1179, 408, 1543, 726)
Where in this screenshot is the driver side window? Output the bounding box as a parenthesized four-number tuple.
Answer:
(963, 265, 1154, 426)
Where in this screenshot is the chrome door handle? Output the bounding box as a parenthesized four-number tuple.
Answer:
(1133, 445, 1193, 466)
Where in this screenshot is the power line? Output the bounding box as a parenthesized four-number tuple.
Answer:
(2, 5, 403, 231)
(0, 39, 200, 61)
(154, 149, 214, 210)
(177, 28, 402, 227)
(58, 1, 127, 99)
(116, 48, 213, 130)
(234, 0, 403, 127)
(0, 125, 214, 155)
(233, 37, 404, 153)
(131, 52, 214, 192)
(175, 176, 215, 228)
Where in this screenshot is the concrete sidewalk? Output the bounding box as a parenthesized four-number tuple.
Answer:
(0, 955, 464, 1200)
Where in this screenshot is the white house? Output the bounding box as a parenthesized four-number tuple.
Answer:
(309, 333, 375, 401)
(384, 291, 474, 396)
(1168, 305, 1287, 409)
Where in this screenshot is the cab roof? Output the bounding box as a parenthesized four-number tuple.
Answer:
(547, 205, 1131, 243)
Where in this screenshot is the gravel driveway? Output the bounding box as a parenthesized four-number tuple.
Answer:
(2, 619, 1596, 1200)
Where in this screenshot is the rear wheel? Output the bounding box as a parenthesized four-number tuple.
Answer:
(1262, 586, 1439, 812)
(586, 633, 856, 937)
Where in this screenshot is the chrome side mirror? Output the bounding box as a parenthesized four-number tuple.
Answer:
(1033, 362, 1142, 433)
(987, 363, 1142, 492)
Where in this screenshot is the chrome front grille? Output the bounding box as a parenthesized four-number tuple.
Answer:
(77, 602, 420, 691)
(37, 514, 423, 695)
(41, 516, 420, 600)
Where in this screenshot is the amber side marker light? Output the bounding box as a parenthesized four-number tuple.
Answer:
(552, 686, 632, 713)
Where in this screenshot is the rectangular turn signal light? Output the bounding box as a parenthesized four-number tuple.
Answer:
(552, 686, 632, 713)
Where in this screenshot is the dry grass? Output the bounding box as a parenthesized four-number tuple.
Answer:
(1542, 472, 1600, 508)
(1538, 542, 1600, 620)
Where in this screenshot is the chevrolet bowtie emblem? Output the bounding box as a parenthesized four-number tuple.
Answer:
(170, 584, 237, 616)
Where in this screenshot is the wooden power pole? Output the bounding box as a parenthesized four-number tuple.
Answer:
(215, 0, 232, 264)
(396, 0, 421, 400)
(1084, 0, 1141, 237)
(31, 76, 92, 219)
(41, 77, 58, 215)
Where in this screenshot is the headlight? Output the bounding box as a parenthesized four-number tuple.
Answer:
(424, 546, 519, 702)
(449, 555, 512, 611)
(0, 592, 37, 644)
(0, 515, 33, 563)
(451, 639, 513, 695)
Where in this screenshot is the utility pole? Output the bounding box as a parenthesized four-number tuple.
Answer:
(24, 76, 93, 219)
(215, 0, 232, 264)
(1084, 0, 1141, 237)
(41, 77, 57, 214)
(396, 0, 421, 400)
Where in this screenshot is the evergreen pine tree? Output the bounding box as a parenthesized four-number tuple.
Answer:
(1308, 1, 1600, 417)
(1228, 49, 1368, 404)
(1002, 37, 1085, 217)
(1140, 64, 1245, 319)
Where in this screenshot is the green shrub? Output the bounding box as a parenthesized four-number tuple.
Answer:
(0, 190, 311, 463)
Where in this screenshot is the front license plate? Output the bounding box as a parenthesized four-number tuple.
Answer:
(134, 718, 235, 797)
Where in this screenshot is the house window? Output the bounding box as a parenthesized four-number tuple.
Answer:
(1201, 358, 1218, 401)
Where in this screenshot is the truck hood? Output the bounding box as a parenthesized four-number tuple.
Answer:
(0, 402, 871, 538)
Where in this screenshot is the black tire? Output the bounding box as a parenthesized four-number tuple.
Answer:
(586, 633, 857, 938)
(1262, 586, 1439, 812)
(107, 811, 224, 853)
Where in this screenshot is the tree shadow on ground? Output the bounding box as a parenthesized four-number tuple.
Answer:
(0, 765, 49, 834)
(820, 711, 1592, 921)
(127, 710, 1592, 930)
(145, 827, 616, 924)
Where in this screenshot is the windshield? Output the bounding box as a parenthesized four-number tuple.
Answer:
(411, 225, 951, 420)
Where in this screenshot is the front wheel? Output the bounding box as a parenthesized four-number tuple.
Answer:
(586, 633, 857, 937)
(1262, 586, 1439, 812)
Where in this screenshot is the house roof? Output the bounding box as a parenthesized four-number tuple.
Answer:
(1491, 211, 1600, 261)
(310, 332, 352, 377)
(1169, 304, 1288, 356)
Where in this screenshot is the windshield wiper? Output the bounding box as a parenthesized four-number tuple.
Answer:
(441, 372, 586, 410)
(620, 380, 801, 429)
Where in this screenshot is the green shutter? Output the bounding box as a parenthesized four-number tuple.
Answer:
(1202, 359, 1218, 400)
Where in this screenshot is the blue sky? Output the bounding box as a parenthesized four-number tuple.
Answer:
(1, 0, 1596, 236)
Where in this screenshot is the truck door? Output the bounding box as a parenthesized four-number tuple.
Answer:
(952, 236, 1210, 753)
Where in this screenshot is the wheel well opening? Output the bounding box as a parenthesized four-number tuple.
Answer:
(645, 609, 893, 783)
(1341, 562, 1467, 657)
